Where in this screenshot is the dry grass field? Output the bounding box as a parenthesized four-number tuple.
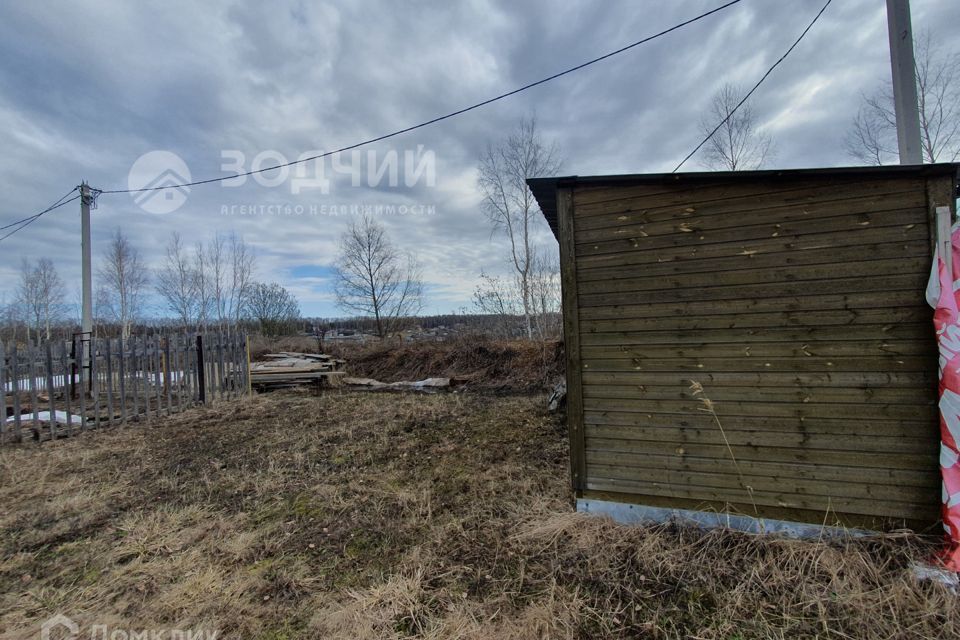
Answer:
(1, 389, 958, 639)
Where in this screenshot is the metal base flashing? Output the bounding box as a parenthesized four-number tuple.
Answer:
(577, 498, 871, 539)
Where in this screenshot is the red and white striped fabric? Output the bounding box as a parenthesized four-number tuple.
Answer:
(926, 219, 960, 570)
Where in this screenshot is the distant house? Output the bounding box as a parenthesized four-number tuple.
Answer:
(530, 164, 959, 533)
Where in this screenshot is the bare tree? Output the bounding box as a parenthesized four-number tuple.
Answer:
(35, 259, 65, 340)
(209, 234, 227, 331)
(699, 83, 774, 171)
(193, 241, 213, 332)
(97, 229, 149, 339)
(155, 232, 198, 329)
(472, 249, 559, 339)
(528, 248, 562, 339)
(334, 214, 423, 338)
(154, 232, 255, 332)
(0, 292, 22, 343)
(478, 117, 562, 338)
(845, 103, 894, 165)
(473, 271, 522, 337)
(221, 232, 256, 326)
(845, 30, 960, 164)
(17, 258, 65, 343)
(246, 282, 300, 336)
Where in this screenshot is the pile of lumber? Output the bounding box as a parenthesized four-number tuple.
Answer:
(250, 352, 346, 390)
(342, 377, 451, 392)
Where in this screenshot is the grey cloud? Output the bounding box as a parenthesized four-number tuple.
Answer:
(1, 0, 958, 316)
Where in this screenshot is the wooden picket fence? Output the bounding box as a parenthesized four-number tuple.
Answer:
(0, 331, 250, 444)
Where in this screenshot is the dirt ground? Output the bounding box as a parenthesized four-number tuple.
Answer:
(1, 390, 958, 639)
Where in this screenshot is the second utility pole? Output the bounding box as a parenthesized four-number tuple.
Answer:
(885, 0, 923, 164)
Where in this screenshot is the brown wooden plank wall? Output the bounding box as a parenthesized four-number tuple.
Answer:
(569, 174, 954, 527)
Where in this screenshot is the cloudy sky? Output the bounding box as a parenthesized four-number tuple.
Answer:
(1, 0, 958, 318)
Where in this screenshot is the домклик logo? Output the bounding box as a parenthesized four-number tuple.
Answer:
(40, 614, 79, 640)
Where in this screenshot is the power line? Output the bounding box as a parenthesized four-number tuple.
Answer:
(0, 194, 80, 243)
(100, 0, 744, 195)
(0, 216, 39, 232)
(0, 191, 81, 244)
(0, 186, 79, 231)
(672, 0, 832, 173)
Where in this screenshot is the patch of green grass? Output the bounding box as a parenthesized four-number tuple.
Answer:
(289, 493, 326, 520)
(253, 619, 308, 640)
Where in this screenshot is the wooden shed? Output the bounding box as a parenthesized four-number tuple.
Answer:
(529, 164, 959, 532)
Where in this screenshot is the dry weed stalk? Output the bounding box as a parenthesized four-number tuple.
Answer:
(689, 379, 759, 517)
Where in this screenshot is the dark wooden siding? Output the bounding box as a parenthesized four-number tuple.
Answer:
(564, 174, 955, 528)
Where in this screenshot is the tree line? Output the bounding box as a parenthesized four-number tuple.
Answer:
(2, 230, 302, 344)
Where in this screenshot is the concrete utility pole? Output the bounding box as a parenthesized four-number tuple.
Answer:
(885, 0, 923, 164)
(80, 182, 93, 339)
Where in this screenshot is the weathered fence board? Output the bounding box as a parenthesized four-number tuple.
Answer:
(60, 341, 72, 437)
(0, 342, 5, 443)
(11, 344, 22, 441)
(0, 331, 248, 444)
(28, 345, 39, 429)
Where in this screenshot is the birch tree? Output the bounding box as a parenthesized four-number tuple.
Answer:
(17, 258, 65, 342)
(473, 272, 522, 337)
(0, 294, 16, 342)
(699, 83, 774, 171)
(97, 229, 149, 339)
(155, 232, 197, 329)
(333, 214, 423, 338)
(845, 31, 959, 164)
(478, 117, 561, 338)
(193, 241, 212, 332)
(528, 248, 562, 339)
(214, 232, 256, 326)
(155, 232, 255, 331)
(209, 234, 227, 331)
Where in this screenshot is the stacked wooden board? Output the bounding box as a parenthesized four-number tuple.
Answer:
(250, 352, 346, 389)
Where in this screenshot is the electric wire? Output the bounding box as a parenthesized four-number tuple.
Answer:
(0, 192, 81, 244)
(0, 186, 79, 232)
(99, 0, 744, 195)
(672, 0, 832, 172)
